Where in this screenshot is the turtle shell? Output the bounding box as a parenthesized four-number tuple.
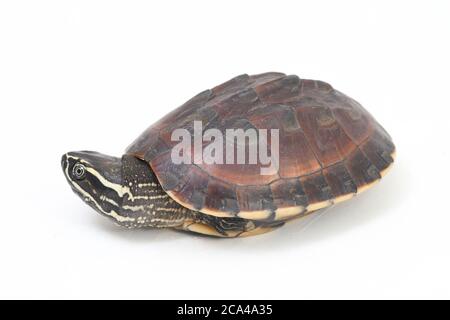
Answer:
(126, 73, 395, 221)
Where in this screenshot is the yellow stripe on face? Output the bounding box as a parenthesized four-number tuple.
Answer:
(83, 164, 150, 202)
(85, 166, 127, 197)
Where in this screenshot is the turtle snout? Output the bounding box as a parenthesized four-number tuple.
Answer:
(61, 154, 68, 171)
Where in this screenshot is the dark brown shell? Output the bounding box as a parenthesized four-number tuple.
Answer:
(126, 73, 395, 220)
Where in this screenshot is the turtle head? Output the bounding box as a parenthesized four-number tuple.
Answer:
(61, 151, 130, 225)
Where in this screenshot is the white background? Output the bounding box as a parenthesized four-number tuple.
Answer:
(0, 0, 449, 300)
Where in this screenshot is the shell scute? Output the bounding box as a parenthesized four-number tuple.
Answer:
(296, 105, 357, 167)
(270, 178, 308, 209)
(323, 163, 358, 199)
(360, 126, 395, 173)
(174, 165, 210, 210)
(212, 74, 250, 97)
(328, 91, 374, 145)
(203, 179, 239, 216)
(236, 184, 276, 215)
(300, 172, 334, 205)
(248, 104, 300, 132)
(254, 75, 301, 103)
(143, 138, 171, 163)
(345, 148, 381, 191)
(150, 152, 189, 191)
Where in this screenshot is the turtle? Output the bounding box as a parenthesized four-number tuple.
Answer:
(61, 72, 395, 238)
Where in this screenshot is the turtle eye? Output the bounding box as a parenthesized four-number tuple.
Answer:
(72, 163, 87, 180)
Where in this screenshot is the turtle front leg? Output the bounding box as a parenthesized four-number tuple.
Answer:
(176, 212, 285, 238)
